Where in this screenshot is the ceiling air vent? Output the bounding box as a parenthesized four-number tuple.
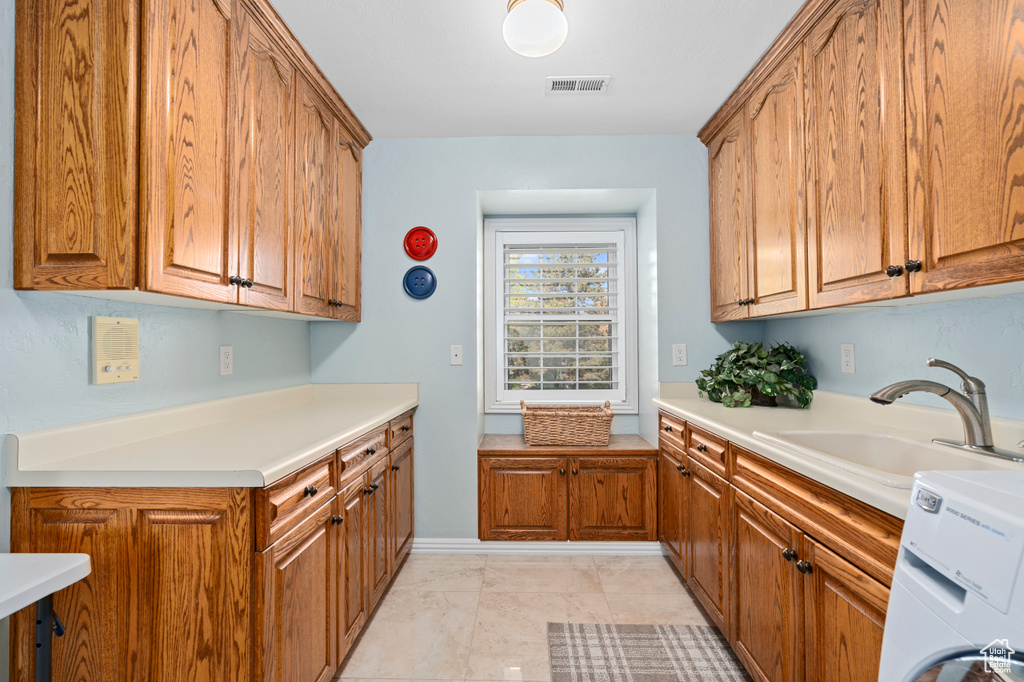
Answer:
(545, 76, 612, 95)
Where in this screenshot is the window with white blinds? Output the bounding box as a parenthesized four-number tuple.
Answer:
(485, 218, 637, 412)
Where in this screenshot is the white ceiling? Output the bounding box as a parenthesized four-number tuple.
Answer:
(268, 0, 807, 139)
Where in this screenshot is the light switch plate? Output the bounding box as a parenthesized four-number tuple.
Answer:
(672, 344, 688, 367)
(220, 346, 234, 376)
(450, 345, 463, 366)
(841, 344, 856, 374)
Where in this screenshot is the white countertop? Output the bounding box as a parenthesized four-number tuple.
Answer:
(0, 554, 91, 619)
(654, 384, 1024, 519)
(6, 384, 418, 488)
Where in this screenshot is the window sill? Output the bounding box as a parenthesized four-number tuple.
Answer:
(486, 401, 639, 415)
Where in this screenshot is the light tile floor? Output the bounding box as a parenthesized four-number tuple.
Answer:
(335, 554, 715, 682)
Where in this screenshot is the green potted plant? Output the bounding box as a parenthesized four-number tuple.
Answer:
(696, 341, 817, 408)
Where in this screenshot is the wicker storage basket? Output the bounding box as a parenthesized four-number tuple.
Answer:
(520, 401, 613, 446)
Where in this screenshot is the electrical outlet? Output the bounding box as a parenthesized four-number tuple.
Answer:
(450, 345, 463, 366)
(841, 344, 855, 374)
(220, 345, 234, 376)
(672, 344, 688, 367)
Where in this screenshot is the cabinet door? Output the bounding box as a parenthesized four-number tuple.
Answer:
(390, 439, 415, 569)
(746, 48, 808, 317)
(14, 0, 137, 290)
(709, 110, 750, 321)
(732, 490, 803, 682)
(256, 500, 335, 682)
(904, 0, 1024, 292)
(333, 123, 363, 321)
(687, 458, 730, 634)
(339, 477, 368, 659)
(293, 76, 335, 318)
(478, 457, 568, 541)
(367, 458, 391, 611)
(658, 444, 687, 575)
(236, 7, 295, 311)
(802, 538, 889, 682)
(805, 0, 908, 308)
(141, 0, 238, 302)
(569, 456, 657, 541)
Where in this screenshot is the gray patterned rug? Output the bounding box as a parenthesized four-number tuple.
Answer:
(547, 623, 751, 682)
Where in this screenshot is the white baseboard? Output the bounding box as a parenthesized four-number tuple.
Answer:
(410, 538, 666, 556)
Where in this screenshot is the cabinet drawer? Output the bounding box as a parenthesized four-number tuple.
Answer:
(339, 426, 388, 485)
(256, 453, 336, 551)
(686, 424, 728, 478)
(389, 412, 414, 449)
(659, 412, 686, 452)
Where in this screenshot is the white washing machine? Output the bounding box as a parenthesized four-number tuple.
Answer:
(879, 470, 1024, 681)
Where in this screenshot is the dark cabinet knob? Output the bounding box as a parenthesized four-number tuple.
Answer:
(905, 260, 922, 273)
(401, 425, 410, 432)
(681, 467, 690, 478)
(331, 515, 344, 526)
(676, 464, 683, 472)
(663, 425, 672, 432)
(229, 275, 243, 286)
(696, 443, 707, 453)
(572, 469, 578, 475)
(782, 548, 797, 562)
(392, 464, 400, 471)
(371, 483, 379, 491)
(366, 446, 377, 455)
(242, 278, 254, 288)
(796, 560, 813, 574)
(885, 265, 904, 278)
(559, 468, 566, 476)
(364, 487, 373, 495)
(738, 299, 746, 307)
(304, 485, 318, 497)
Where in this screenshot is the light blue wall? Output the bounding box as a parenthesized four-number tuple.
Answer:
(310, 135, 762, 539)
(763, 294, 1024, 420)
(0, 2, 311, 674)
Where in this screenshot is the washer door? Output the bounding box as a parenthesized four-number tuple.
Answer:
(906, 651, 1023, 681)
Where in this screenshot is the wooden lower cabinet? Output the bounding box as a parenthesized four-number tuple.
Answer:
(256, 501, 336, 682)
(658, 443, 687, 573)
(10, 488, 252, 682)
(11, 419, 415, 682)
(569, 456, 657, 541)
(478, 457, 568, 541)
(687, 458, 730, 632)
(802, 539, 889, 682)
(731, 490, 804, 682)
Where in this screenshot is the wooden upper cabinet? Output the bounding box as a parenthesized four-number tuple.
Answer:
(333, 123, 363, 321)
(708, 111, 750, 322)
(14, 0, 137, 290)
(805, 0, 908, 308)
(140, 0, 238, 303)
(236, 6, 295, 311)
(905, 0, 1024, 292)
(568, 456, 657, 542)
(802, 538, 889, 682)
(293, 77, 336, 318)
(746, 48, 808, 317)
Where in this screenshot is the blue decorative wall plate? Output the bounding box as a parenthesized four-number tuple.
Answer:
(403, 266, 437, 299)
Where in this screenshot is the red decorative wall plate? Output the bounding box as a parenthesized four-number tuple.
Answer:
(404, 226, 438, 260)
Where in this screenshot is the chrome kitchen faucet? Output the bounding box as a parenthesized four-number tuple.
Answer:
(870, 358, 1024, 463)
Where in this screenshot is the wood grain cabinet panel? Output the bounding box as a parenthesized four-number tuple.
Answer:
(478, 457, 569, 541)
(687, 458, 730, 633)
(140, 0, 238, 302)
(236, 6, 295, 311)
(256, 500, 336, 682)
(746, 48, 808, 317)
(731, 489, 804, 682)
(333, 123, 363, 321)
(658, 444, 687, 576)
(390, 438, 415, 569)
(709, 110, 751, 321)
(14, 0, 137, 290)
(338, 476, 369, 660)
(367, 458, 391, 611)
(569, 456, 657, 541)
(905, 0, 1024, 292)
(805, 0, 908, 308)
(802, 538, 889, 682)
(293, 76, 336, 318)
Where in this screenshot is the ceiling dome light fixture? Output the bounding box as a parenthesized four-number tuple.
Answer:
(503, 0, 568, 58)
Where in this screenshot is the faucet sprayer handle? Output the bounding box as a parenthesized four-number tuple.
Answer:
(926, 358, 986, 394)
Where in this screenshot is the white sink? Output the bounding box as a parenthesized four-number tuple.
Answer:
(751, 430, 1018, 489)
